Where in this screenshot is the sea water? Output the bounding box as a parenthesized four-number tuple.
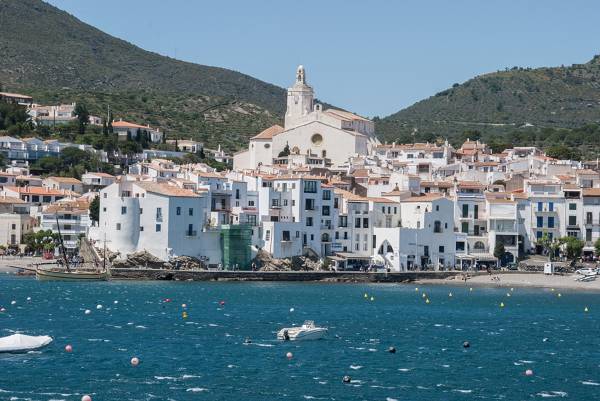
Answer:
(1, 275, 600, 400)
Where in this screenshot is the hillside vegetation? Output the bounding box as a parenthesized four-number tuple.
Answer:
(377, 56, 600, 157)
(0, 0, 285, 151)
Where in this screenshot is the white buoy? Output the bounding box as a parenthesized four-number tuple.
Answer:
(131, 357, 140, 366)
(84, 309, 91, 315)
(525, 369, 533, 376)
(10, 300, 16, 305)
(0, 307, 5, 312)
(289, 307, 295, 312)
(26, 297, 31, 301)
(181, 303, 187, 308)
(96, 304, 103, 310)
(81, 395, 92, 401)
(114, 300, 119, 304)
(286, 352, 293, 359)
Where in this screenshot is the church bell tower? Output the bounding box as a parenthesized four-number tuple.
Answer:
(285, 65, 314, 129)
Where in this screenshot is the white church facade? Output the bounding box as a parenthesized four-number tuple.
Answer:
(233, 66, 380, 170)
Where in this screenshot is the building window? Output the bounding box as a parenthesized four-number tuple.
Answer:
(156, 208, 162, 220)
(433, 220, 442, 233)
(116, 223, 121, 230)
(248, 200, 255, 207)
(355, 218, 361, 228)
(265, 230, 271, 241)
(462, 204, 468, 218)
(311, 133, 323, 145)
(548, 202, 554, 211)
(235, 189, 240, 199)
(103, 207, 106, 212)
(305, 198, 315, 210)
(339, 216, 347, 227)
(435, 205, 439, 211)
(303, 181, 317, 193)
(272, 199, 280, 207)
(569, 216, 577, 226)
(439, 245, 445, 253)
(103, 193, 107, 198)
(306, 217, 313, 226)
(537, 216, 543, 228)
(548, 216, 555, 228)
(322, 205, 330, 216)
(176, 207, 181, 215)
(296, 231, 300, 238)
(335, 232, 339, 239)
(282, 231, 290, 241)
(189, 208, 193, 216)
(322, 190, 331, 200)
(334, 198, 339, 209)
(156, 224, 161, 232)
(569, 203, 577, 211)
(140, 226, 144, 231)
(363, 218, 369, 228)
(121, 206, 127, 215)
(11, 224, 15, 230)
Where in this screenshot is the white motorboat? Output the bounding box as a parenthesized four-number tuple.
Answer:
(277, 320, 327, 341)
(0, 334, 53, 353)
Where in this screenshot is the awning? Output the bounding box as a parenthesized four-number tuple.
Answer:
(472, 253, 497, 261)
(335, 252, 372, 260)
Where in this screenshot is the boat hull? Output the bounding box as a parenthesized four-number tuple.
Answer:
(277, 327, 327, 341)
(36, 269, 109, 281)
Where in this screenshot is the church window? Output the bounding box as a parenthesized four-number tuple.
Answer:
(311, 133, 323, 146)
(264, 143, 270, 149)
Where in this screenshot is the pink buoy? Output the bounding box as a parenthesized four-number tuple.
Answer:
(286, 352, 293, 359)
(525, 369, 533, 376)
(81, 395, 92, 401)
(0, 308, 5, 313)
(131, 357, 140, 366)
(219, 300, 225, 306)
(65, 344, 73, 353)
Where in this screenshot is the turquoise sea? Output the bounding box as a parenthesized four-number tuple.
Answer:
(1, 275, 600, 401)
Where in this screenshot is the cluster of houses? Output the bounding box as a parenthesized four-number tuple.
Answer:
(2, 68, 600, 271)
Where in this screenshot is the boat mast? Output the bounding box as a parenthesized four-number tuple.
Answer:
(55, 213, 70, 271)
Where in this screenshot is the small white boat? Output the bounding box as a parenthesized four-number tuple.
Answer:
(277, 320, 327, 341)
(36, 267, 109, 281)
(0, 334, 53, 353)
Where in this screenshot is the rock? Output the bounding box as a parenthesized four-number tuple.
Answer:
(111, 251, 207, 270)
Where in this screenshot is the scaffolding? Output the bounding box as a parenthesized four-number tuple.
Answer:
(221, 224, 253, 270)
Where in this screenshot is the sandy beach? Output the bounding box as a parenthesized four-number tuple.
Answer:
(421, 272, 600, 292)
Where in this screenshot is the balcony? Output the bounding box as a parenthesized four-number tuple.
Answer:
(534, 208, 557, 214)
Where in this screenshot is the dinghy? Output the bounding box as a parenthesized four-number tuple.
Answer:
(0, 334, 53, 353)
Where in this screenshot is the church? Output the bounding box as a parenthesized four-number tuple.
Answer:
(233, 66, 380, 170)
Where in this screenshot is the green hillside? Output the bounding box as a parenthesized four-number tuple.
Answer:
(376, 56, 600, 157)
(0, 0, 285, 150)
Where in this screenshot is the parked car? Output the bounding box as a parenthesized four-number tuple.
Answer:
(575, 268, 597, 276)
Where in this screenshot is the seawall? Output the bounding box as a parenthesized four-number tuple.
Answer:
(109, 269, 466, 282)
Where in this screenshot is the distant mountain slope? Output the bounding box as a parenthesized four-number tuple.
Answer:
(0, 0, 290, 151)
(377, 56, 600, 145)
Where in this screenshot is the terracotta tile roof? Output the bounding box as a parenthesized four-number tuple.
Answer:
(3, 186, 75, 196)
(251, 125, 284, 140)
(577, 169, 599, 175)
(583, 188, 600, 197)
(44, 200, 90, 214)
(46, 176, 82, 184)
(112, 120, 155, 130)
(457, 181, 484, 188)
(133, 182, 200, 197)
(0, 195, 25, 204)
(375, 142, 443, 151)
(368, 197, 398, 204)
(0, 92, 32, 99)
(84, 172, 115, 178)
(403, 193, 445, 202)
(334, 188, 368, 202)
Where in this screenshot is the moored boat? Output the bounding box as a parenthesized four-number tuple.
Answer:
(0, 334, 53, 353)
(36, 267, 109, 281)
(277, 320, 327, 341)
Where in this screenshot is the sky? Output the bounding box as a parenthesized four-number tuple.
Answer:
(46, 0, 600, 118)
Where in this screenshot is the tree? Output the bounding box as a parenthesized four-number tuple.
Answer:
(537, 233, 559, 261)
(278, 143, 291, 157)
(494, 241, 506, 264)
(102, 120, 108, 136)
(559, 236, 584, 262)
(546, 145, 581, 161)
(595, 238, 600, 256)
(74, 103, 90, 135)
(89, 196, 100, 223)
(198, 147, 206, 159)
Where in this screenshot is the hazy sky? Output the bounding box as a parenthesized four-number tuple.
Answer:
(46, 0, 600, 117)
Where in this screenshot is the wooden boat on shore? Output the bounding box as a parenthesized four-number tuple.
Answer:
(34, 214, 109, 281)
(35, 267, 109, 281)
